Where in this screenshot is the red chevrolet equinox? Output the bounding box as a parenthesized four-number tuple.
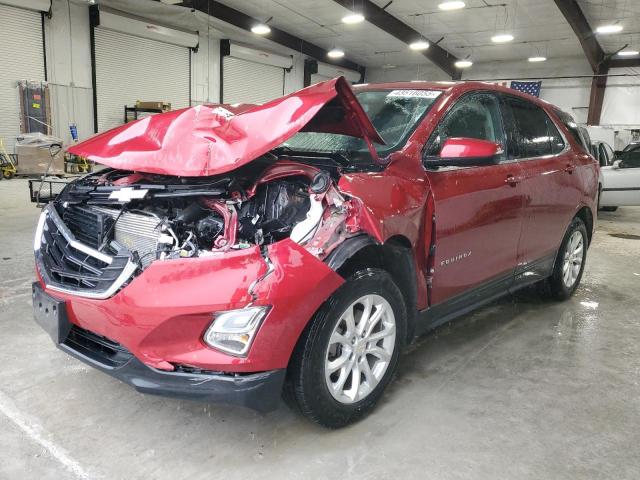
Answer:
(33, 78, 598, 427)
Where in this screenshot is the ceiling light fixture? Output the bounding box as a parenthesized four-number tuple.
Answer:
(455, 59, 473, 68)
(617, 49, 639, 56)
(491, 33, 514, 43)
(596, 24, 623, 34)
(528, 56, 547, 62)
(342, 13, 365, 24)
(409, 40, 430, 50)
(438, 1, 466, 11)
(327, 48, 345, 58)
(251, 23, 271, 35)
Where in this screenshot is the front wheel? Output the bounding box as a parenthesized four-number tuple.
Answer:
(285, 268, 406, 428)
(540, 217, 588, 300)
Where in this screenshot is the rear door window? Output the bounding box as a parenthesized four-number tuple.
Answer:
(502, 96, 564, 158)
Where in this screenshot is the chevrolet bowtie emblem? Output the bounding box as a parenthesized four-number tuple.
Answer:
(108, 188, 149, 203)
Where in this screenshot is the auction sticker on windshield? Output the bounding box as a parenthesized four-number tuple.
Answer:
(387, 90, 442, 98)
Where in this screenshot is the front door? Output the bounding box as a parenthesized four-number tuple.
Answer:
(423, 92, 525, 305)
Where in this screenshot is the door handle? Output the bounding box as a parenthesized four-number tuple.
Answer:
(505, 174, 520, 187)
(564, 163, 576, 174)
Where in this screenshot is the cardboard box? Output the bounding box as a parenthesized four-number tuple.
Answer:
(135, 100, 171, 111)
(16, 144, 65, 175)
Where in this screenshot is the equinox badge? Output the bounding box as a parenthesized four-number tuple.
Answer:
(441, 250, 472, 267)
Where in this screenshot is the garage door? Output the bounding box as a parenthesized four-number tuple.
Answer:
(222, 56, 285, 104)
(0, 3, 45, 151)
(94, 28, 190, 132)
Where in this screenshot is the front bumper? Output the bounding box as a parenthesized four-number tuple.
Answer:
(33, 281, 285, 412)
(61, 341, 287, 413)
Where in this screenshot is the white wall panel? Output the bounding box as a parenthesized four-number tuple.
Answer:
(601, 67, 640, 128)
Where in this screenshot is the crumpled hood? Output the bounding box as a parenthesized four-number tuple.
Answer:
(67, 77, 384, 177)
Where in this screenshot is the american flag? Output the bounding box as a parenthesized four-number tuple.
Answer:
(510, 80, 542, 97)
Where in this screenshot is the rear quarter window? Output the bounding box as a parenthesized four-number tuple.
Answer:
(553, 108, 588, 152)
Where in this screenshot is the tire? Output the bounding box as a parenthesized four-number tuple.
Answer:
(285, 268, 406, 428)
(600, 206, 618, 212)
(540, 217, 588, 301)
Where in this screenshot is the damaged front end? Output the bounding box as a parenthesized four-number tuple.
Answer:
(40, 157, 362, 292)
(34, 157, 364, 371)
(34, 77, 385, 375)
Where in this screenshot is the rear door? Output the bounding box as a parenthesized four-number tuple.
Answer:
(424, 91, 525, 304)
(500, 95, 581, 278)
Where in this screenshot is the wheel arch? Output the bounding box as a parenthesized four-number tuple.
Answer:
(326, 234, 418, 343)
(575, 205, 594, 246)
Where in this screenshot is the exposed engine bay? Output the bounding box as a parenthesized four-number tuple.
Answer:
(54, 158, 360, 272)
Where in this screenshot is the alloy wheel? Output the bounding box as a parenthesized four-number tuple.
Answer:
(562, 230, 584, 288)
(324, 294, 396, 404)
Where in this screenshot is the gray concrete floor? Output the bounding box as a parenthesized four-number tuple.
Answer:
(1, 178, 639, 480)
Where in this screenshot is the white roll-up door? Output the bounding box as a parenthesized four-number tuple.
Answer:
(0, 3, 45, 151)
(94, 28, 190, 132)
(222, 56, 285, 104)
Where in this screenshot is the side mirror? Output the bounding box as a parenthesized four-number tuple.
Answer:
(424, 137, 503, 168)
(613, 160, 622, 169)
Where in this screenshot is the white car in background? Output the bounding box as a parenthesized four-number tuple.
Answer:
(600, 143, 640, 212)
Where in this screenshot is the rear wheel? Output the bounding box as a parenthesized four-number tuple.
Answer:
(285, 268, 406, 428)
(540, 217, 588, 300)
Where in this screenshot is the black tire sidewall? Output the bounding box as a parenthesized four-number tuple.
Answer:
(287, 268, 406, 428)
(549, 217, 588, 300)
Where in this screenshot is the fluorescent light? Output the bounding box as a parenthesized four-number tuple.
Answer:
(342, 13, 365, 24)
(617, 50, 639, 56)
(438, 1, 465, 10)
(596, 24, 623, 34)
(455, 59, 473, 68)
(409, 40, 430, 50)
(328, 48, 345, 58)
(251, 24, 271, 35)
(528, 56, 547, 62)
(491, 33, 514, 43)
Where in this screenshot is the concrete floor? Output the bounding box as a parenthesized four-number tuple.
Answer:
(1, 178, 639, 480)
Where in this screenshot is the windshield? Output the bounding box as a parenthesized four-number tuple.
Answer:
(281, 89, 441, 158)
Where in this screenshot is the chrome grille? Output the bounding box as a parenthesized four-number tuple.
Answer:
(35, 205, 137, 299)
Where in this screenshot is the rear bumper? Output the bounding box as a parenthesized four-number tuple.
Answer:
(59, 339, 286, 412)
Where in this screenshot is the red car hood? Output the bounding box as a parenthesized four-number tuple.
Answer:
(68, 77, 384, 176)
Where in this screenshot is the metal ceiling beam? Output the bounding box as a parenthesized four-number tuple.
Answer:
(330, 0, 461, 79)
(179, 0, 365, 75)
(552, 0, 606, 72)
(609, 58, 640, 68)
(552, 0, 613, 125)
